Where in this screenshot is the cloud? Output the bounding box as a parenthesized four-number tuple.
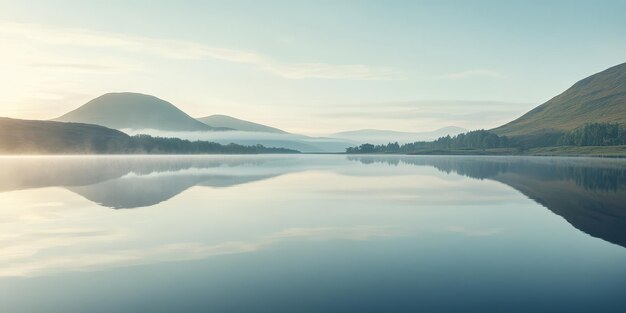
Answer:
(28, 62, 125, 73)
(444, 226, 503, 237)
(0, 22, 401, 80)
(0, 225, 401, 277)
(315, 100, 536, 131)
(443, 69, 502, 79)
(0, 228, 125, 264)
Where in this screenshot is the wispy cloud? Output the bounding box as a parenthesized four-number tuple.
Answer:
(28, 62, 129, 73)
(444, 226, 503, 237)
(0, 22, 402, 80)
(443, 69, 502, 79)
(0, 225, 401, 277)
(316, 100, 535, 131)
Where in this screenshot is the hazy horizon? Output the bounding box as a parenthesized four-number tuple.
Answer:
(1, 0, 625, 136)
(1, 2, 626, 311)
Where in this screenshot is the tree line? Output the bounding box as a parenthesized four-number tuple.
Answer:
(346, 130, 509, 153)
(66, 134, 299, 154)
(559, 123, 625, 146)
(122, 135, 298, 154)
(346, 123, 626, 154)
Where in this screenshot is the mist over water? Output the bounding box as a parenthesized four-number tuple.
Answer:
(121, 129, 357, 152)
(1, 155, 625, 313)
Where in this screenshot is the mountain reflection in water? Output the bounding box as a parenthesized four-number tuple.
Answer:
(349, 156, 626, 249)
(1, 155, 624, 249)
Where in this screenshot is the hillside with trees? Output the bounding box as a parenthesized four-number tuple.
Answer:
(347, 63, 626, 155)
(346, 124, 626, 155)
(559, 123, 625, 146)
(0, 118, 297, 154)
(346, 130, 510, 154)
(492, 62, 626, 138)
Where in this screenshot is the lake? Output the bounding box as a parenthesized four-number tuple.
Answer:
(0, 155, 625, 312)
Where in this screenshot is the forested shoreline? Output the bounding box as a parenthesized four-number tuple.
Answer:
(1, 133, 298, 154)
(125, 135, 298, 154)
(346, 123, 626, 154)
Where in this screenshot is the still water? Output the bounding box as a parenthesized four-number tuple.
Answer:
(0, 155, 625, 312)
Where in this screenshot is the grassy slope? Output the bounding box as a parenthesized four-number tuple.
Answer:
(492, 62, 626, 136)
(526, 145, 626, 156)
(406, 146, 626, 157)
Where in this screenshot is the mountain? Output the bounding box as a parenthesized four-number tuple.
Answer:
(0, 117, 131, 153)
(123, 128, 356, 153)
(493, 62, 626, 137)
(350, 156, 626, 249)
(332, 126, 467, 144)
(55, 92, 224, 131)
(0, 117, 297, 154)
(0, 156, 300, 209)
(197, 114, 287, 133)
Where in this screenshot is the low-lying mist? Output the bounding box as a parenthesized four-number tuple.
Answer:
(122, 129, 357, 153)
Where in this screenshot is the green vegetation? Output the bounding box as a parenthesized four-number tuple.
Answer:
(127, 135, 296, 154)
(559, 123, 625, 146)
(346, 124, 626, 156)
(346, 130, 509, 154)
(0, 118, 297, 154)
(526, 145, 626, 157)
(492, 62, 626, 136)
(347, 62, 626, 157)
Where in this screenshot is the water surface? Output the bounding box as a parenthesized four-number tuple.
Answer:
(0, 155, 625, 312)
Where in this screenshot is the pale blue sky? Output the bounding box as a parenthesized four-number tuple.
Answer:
(0, 0, 624, 135)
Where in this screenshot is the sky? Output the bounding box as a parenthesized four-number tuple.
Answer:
(0, 0, 625, 136)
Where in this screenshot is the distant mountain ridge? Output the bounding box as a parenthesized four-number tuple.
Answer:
(197, 114, 287, 133)
(49, 92, 467, 151)
(54, 92, 227, 131)
(45, 91, 355, 152)
(493, 62, 626, 136)
(332, 126, 467, 144)
(122, 128, 357, 153)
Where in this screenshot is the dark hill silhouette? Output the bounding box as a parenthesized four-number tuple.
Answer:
(0, 117, 131, 153)
(0, 117, 296, 154)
